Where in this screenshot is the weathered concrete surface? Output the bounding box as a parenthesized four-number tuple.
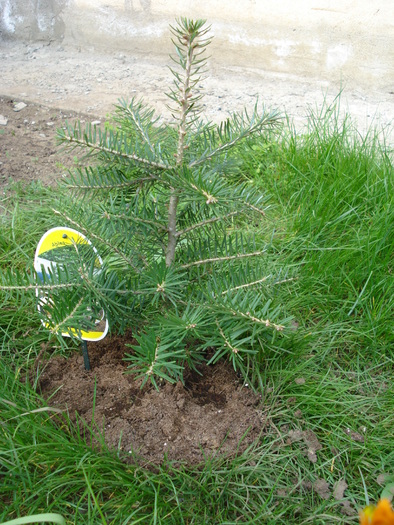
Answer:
(1, 0, 393, 92)
(0, 0, 69, 41)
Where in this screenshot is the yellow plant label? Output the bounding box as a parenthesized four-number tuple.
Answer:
(34, 227, 109, 342)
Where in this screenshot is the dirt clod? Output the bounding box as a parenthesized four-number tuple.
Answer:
(313, 478, 331, 500)
(288, 428, 322, 463)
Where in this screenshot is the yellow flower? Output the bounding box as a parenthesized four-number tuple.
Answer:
(360, 499, 394, 525)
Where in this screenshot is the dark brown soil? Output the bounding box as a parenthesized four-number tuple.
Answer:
(37, 332, 265, 466)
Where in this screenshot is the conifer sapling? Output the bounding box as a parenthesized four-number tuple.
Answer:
(1, 18, 292, 387)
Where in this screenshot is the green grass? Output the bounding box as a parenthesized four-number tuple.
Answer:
(1, 101, 393, 524)
(0, 181, 66, 357)
(243, 100, 393, 354)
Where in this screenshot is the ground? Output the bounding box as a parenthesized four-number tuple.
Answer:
(36, 334, 264, 466)
(0, 95, 86, 187)
(1, 39, 393, 466)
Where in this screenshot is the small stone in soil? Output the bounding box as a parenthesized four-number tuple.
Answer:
(13, 102, 27, 112)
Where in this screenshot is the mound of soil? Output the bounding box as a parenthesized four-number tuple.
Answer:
(37, 333, 265, 465)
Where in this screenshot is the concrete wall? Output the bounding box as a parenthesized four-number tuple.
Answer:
(1, 0, 393, 91)
(0, 0, 69, 41)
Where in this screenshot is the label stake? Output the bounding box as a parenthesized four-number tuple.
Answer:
(82, 340, 91, 370)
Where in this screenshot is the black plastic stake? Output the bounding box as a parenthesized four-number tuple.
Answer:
(82, 340, 91, 371)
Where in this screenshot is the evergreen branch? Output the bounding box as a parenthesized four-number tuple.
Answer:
(167, 18, 211, 127)
(49, 296, 85, 335)
(189, 107, 281, 168)
(102, 211, 168, 232)
(58, 129, 171, 171)
(0, 282, 78, 292)
(180, 231, 263, 267)
(117, 98, 157, 155)
(166, 20, 207, 266)
(74, 274, 140, 321)
(215, 319, 239, 354)
(220, 275, 270, 295)
(165, 193, 179, 267)
(176, 296, 284, 332)
(274, 277, 297, 285)
(146, 340, 160, 377)
(66, 180, 154, 191)
(167, 167, 229, 206)
(125, 329, 185, 387)
(168, 168, 269, 216)
(181, 249, 267, 269)
(65, 172, 159, 191)
(175, 211, 239, 237)
(244, 202, 266, 217)
(229, 308, 285, 332)
(52, 209, 143, 272)
(175, 30, 193, 164)
(189, 182, 217, 204)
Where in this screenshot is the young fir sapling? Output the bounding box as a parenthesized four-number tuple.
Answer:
(1, 19, 291, 387)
